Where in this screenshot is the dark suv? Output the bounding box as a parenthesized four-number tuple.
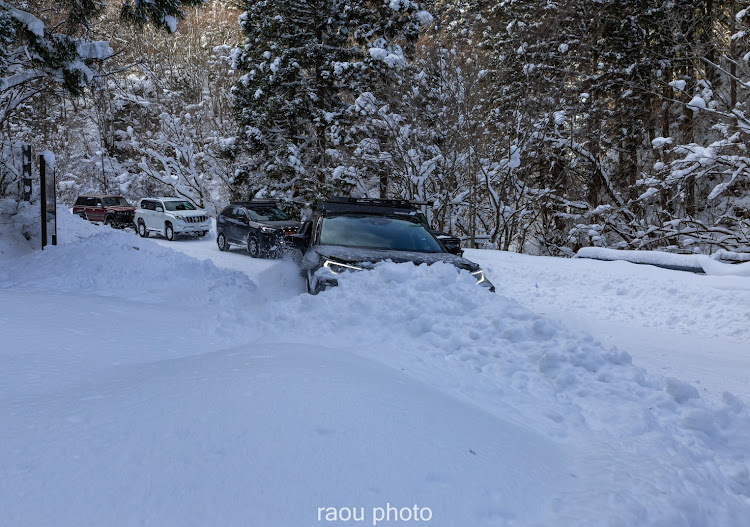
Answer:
(287, 197, 493, 294)
(72, 194, 136, 228)
(216, 201, 300, 257)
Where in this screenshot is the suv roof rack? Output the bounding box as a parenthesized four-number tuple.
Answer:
(318, 196, 419, 215)
(230, 200, 279, 206)
(328, 196, 413, 207)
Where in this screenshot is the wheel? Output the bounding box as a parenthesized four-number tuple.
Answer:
(247, 234, 260, 258)
(104, 216, 114, 228)
(138, 220, 149, 238)
(77, 212, 88, 221)
(165, 222, 175, 241)
(217, 232, 229, 251)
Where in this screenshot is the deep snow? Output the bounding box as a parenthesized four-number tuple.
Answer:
(1, 210, 749, 526)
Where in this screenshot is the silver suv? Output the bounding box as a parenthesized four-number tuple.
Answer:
(134, 197, 211, 240)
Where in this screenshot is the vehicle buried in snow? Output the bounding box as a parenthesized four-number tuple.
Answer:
(286, 197, 494, 295)
(73, 194, 136, 228)
(134, 197, 211, 240)
(215, 200, 300, 258)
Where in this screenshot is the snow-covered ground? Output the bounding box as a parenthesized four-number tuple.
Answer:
(1, 210, 749, 526)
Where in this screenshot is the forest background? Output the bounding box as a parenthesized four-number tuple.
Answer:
(2, 0, 750, 256)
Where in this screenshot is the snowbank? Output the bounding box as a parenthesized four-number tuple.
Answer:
(577, 246, 750, 276)
(1, 221, 749, 525)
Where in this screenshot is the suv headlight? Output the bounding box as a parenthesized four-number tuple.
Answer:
(323, 260, 363, 274)
(260, 226, 276, 233)
(471, 269, 487, 284)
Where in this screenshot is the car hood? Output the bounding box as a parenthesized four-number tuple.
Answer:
(262, 220, 301, 229)
(170, 210, 208, 217)
(109, 206, 136, 212)
(312, 245, 480, 272)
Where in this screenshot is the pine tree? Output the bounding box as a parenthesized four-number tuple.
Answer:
(232, 0, 429, 204)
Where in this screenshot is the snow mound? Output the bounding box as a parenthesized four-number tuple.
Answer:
(0, 220, 256, 305)
(240, 262, 750, 524)
(2, 222, 749, 525)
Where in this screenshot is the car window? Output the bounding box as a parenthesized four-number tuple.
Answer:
(103, 197, 130, 207)
(164, 200, 197, 212)
(84, 197, 97, 206)
(319, 215, 444, 252)
(247, 206, 289, 221)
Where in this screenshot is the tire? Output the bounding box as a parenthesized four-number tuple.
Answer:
(77, 212, 88, 221)
(138, 220, 149, 238)
(247, 234, 260, 258)
(104, 216, 114, 228)
(217, 232, 229, 251)
(165, 222, 175, 241)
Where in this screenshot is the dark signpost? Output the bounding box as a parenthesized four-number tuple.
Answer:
(22, 145, 32, 201)
(39, 153, 56, 249)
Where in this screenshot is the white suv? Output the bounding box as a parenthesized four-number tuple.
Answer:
(135, 197, 211, 241)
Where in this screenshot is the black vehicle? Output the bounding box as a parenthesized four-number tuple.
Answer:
(287, 197, 494, 294)
(216, 201, 300, 257)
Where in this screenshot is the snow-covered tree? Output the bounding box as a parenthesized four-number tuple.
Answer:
(232, 0, 430, 205)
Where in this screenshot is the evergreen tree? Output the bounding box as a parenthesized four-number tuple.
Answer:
(232, 0, 429, 204)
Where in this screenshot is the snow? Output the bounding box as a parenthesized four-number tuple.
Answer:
(1, 209, 749, 525)
(578, 246, 750, 276)
(162, 15, 177, 33)
(670, 80, 687, 92)
(41, 150, 55, 171)
(76, 41, 113, 61)
(5, 3, 44, 38)
(687, 95, 707, 112)
(415, 10, 434, 27)
(651, 136, 673, 149)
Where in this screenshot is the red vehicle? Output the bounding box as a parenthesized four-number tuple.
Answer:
(73, 194, 136, 228)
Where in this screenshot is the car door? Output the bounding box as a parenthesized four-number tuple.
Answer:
(143, 199, 157, 230)
(151, 200, 166, 230)
(231, 207, 250, 244)
(223, 207, 239, 243)
(89, 197, 105, 222)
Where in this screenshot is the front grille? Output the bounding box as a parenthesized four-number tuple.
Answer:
(185, 215, 208, 223)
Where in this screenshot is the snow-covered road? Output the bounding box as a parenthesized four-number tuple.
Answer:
(150, 231, 750, 403)
(1, 212, 749, 526)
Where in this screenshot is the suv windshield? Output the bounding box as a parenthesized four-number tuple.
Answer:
(320, 215, 444, 252)
(247, 206, 289, 221)
(165, 200, 197, 211)
(102, 197, 131, 207)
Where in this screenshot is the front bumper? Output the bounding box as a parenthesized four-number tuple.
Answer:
(173, 221, 211, 234)
(112, 212, 135, 226)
